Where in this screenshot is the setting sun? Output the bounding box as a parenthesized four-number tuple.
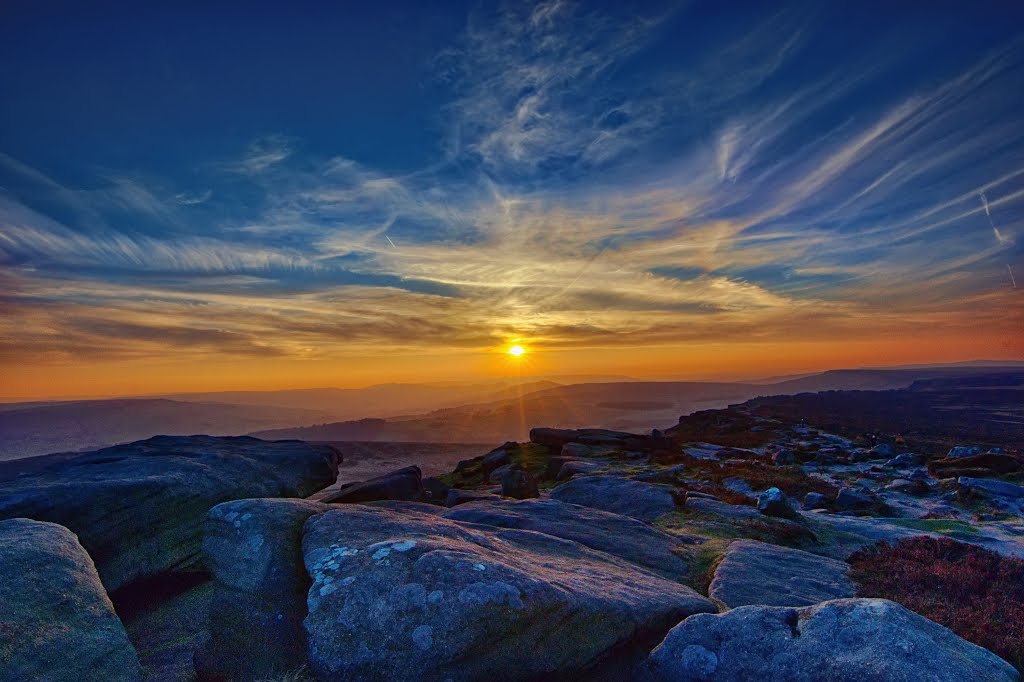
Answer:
(508, 345, 526, 357)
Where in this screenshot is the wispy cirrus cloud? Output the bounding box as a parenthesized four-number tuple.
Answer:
(0, 0, 1021, 373)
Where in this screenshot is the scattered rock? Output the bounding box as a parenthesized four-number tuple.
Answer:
(835, 486, 874, 512)
(444, 498, 689, 579)
(886, 453, 925, 468)
(722, 477, 755, 497)
(848, 449, 873, 463)
(869, 443, 896, 457)
(499, 469, 539, 499)
(302, 505, 716, 680)
(647, 598, 1018, 681)
(886, 478, 930, 496)
(446, 488, 502, 507)
(321, 465, 423, 504)
(0, 518, 142, 682)
(550, 476, 677, 522)
(948, 445, 984, 459)
(0, 435, 340, 591)
(756, 487, 797, 519)
(771, 448, 796, 465)
(421, 477, 450, 505)
(709, 540, 855, 608)
(958, 476, 1024, 499)
(803, 492, 828, 510)
(556, 460, 602, 480)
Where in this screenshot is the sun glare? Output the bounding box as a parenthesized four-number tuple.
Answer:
(508, 345, 526, 357)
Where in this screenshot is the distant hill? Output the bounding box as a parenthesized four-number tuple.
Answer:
(4, 364, 1023, 460)
(251, 365, 1024, 444)
(0, 399, 333, 461)
(252, 381, 768, 442)
(668, 370, 1024, 454)
(154, 379, 569, 421)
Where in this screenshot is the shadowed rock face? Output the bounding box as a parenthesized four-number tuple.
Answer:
(196, 497, 331, 680)
(0, 518, 142, 682)
(647, 598, 1019, 681)
(0, 435, 340, 591)
(302, 504, 716, 681)
(709, 540, 855, 608)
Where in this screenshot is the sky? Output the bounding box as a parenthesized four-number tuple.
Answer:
(1, 0, 1023, 399)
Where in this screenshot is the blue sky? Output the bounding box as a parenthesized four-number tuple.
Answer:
(1, 1, 1022, 393)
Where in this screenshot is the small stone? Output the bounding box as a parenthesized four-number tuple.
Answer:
(757, 487, 797, 519)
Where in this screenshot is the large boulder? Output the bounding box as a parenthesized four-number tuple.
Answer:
(958, 476, 1024, 499)
(708, 540, 855, 608)
(0, 435, 340, 591)
(320, 465, 423, 504)
(930, 453, 1023, 479)
(549, 476, 677, 522)
(443, 498, 689, 579)
(302, 505, 715, 681)
(196, 498, 329, 680)
(647, 598, 1017, 681)
(0, 518, 142, 681)
(499, 469, 539, 499)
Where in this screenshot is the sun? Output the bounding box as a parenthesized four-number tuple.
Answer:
(508, 345, 526, 357)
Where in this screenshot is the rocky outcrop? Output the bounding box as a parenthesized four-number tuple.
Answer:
(320, 465, 423, 503)
(444, 498, 689, 579)
(303, 504, 716, 681)
(708, 540, 855, 608)
(549, 476, 678, 522)
(0, 436, 339, 591)
(530, 427, 674, 452)
(196, 498, 329, 680)
(0, 518, 142, 682)
(647, 598, 1018, 681)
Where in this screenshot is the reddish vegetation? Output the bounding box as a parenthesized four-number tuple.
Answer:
(848, 537, 1024, 671)
(692, 458, 839, 501)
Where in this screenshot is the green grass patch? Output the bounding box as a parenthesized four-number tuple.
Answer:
(890, 518, 979, 535)
(438, 443, 553, 489)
